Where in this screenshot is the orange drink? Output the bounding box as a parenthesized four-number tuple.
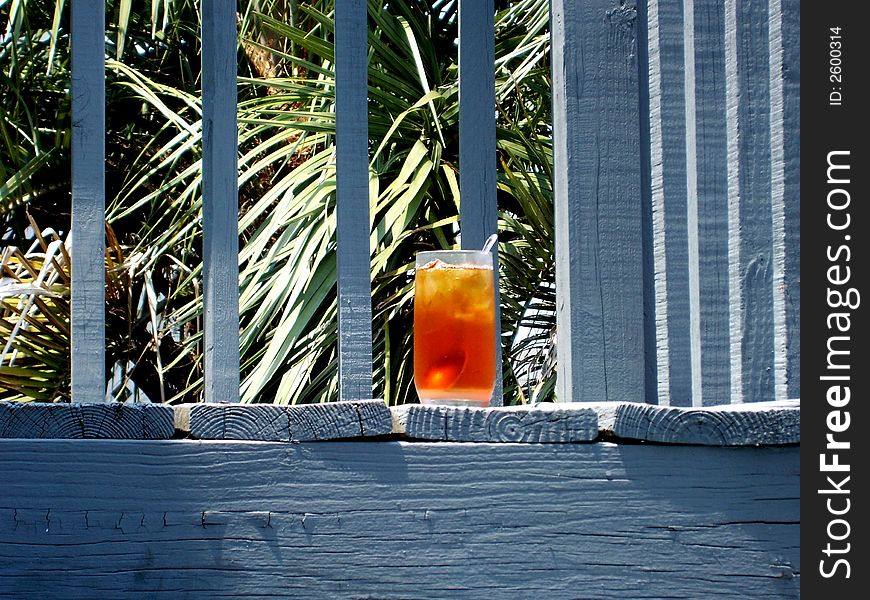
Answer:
(413, 250, 496, 406)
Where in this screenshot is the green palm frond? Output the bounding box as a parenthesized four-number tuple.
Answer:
(0, 222, 71, 401)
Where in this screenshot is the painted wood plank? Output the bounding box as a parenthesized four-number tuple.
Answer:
(173, 400, 392, 441)
(724, 0, 744, 404)
(287, 400, 392, 440)
(391, 403, 597, 442)
(70, 0, 106, 403)
(681, 0, 705, 407)
(458, 0, 502, 406)
(779, 0, 800, 400)
(174, 403, 289, 441)
(458, 0, 496, 253)
(635, 0, 659, 407)
(735, 0, 775, 403)
(645, 0, 691, 406)
(767, 0, 787, 404)
(692, 0, 733, 405)
(592, 399, 799, 445)
(0, 402, 174, 439)
(551, 0, 646, 402)
(640, 0, 799, 406)
(201, 0, 241, 403)
(0, 440, 799, 598)
(334, 0, 373, 402)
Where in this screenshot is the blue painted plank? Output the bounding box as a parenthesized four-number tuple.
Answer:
(768, 0, 789, 402)
(724, 0, 744, 402)
(458, 0, 501, 405)
(693, 0, 733, 406)
(551, 0, 646, 402)
(635, 0, 659, 405)
(646, 0, 692, 406)
(458, 0, 496, 253)
(335, 0, 373, 401)
(70, 0, 106, 403)
(681, 0, 705, 407)
(735, 0, 774, 403)
(0, 440, 800, 598)
(779, 0, 800, 400)
(201, 0, 241, 403)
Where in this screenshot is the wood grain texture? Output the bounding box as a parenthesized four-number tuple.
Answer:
(0, 440, 799, 598)
(201, 0, 241, 403)
(174, 400, 392, 441)
(724, 0, 744, 404)
(335, 0, 374, 402)
(735, 0, 775, 403)
(593, 399, 799, 445)
(0, 402, 174, 439)
(392, 403, 597, 442)
(551, 0, 646, 402)
(681, 0, 704, 407)
(780, 0, 800, 400)
(767, 0, 787, 403)
(640, 0, 798, 406)
(692, 0, 733, 406)
(459, 0, 502, 406)
(70, 0, 106, 403)
(646, 0, 691, 406)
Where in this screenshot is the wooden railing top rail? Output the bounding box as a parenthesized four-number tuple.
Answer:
(0, 399, 799, 446)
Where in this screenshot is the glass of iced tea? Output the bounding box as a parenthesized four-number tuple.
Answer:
(413, 250, 496, 406)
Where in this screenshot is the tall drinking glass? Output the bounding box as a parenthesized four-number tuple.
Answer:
(413, 250, 496, 406)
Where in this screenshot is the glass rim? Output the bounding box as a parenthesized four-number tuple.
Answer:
(416, 249, 493, 255)
(415, 249, 494, 268)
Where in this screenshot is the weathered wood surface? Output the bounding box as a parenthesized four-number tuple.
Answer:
(70, 0, 106, 403)
(593, 399, 799, 445)
(174, 400, 392, 441)
(0, 440, 799, 598)
(392, 403, 597, 442)
(393, 401, 798, 446)
(334, 0, 374, 401)
(639, 0, 800, 405)
(458, 0, 502, 405)
(693, 0, 734, 406)
(201, 0, 241, 403)
(551, 0, 647, 403)
(0, 402, 174, 439)
(645, 0, 692, 407)
(776, 0, 800, 400)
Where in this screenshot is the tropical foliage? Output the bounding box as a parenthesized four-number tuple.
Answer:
(1, 0, 557, 405)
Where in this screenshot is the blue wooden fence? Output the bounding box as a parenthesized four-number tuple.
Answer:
(67, 0, 799, 407)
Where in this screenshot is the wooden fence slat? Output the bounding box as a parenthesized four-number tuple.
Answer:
(692, 0, 733, 406)
(459, 0, 501, 406)
(335, 0, 373, 402)
(70, 0, 106, 403)
(768, 0, 788, 403)
(682, 0, 705, 407)
(551, 0, 646, 402)
(645, 0, 692, 406)
(734, 0, 775, 404)
(724, 0, 744, 404)
(458, 0, 497, 253)
(201, 0, 240, 403)
(779, 1, 800, 400)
